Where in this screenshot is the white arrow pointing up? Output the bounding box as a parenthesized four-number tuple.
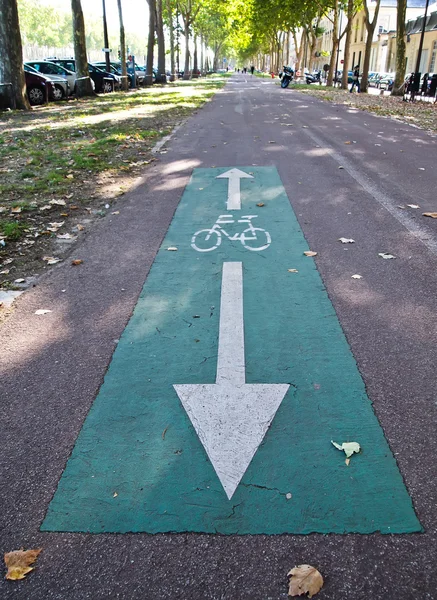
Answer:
(216, 168, 253, 210)
(174, 262, 289, 500)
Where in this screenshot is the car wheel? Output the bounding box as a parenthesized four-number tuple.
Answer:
(102, 81, 114, 93)
(52, 85, 65, 100)
(28, 86, 45, 105)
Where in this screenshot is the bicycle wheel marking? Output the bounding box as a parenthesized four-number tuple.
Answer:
(42, 166, 421, 535)
(191, 214, 271, 252)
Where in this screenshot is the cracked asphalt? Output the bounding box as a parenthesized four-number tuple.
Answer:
(1, 73, 437, 598)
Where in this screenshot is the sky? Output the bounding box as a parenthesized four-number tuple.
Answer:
(43, 0, 149, 37)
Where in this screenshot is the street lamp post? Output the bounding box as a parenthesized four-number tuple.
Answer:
(414, 0, 430, 78)
(102, 0, 111, 72)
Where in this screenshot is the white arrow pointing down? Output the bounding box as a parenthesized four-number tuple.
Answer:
(174, 262, 289, 500)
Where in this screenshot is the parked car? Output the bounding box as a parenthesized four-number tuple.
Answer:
(24, 64, 69, 99)
(368, 72, 381, 87)
(25, 60, 76, 94)
(24, 69, 55, 105)
(92, 61, 142, 87)
(377, 73, 395, 91)
(334, 70, 354, 84)
(45, 59, 118, 93)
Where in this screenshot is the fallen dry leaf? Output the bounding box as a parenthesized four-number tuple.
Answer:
(304, 251, 317, 257)
(66, 173, 74, 179)
(338, 166, 344, 169)
(10, 207, 22, 214)
(351, 274, 362, 279)
(76, 224, 85, 231)
(256, 203, 265, 207)
(331, 440, 361, 458)
(35, 309, 51, 315)
(42, 256, 61, 265)
(49, 199, 66, 206)
(288, 564, 323, 598)
(167, 247, 178, 251)
(423, 212, 437, 219)
(71, 259, 83, 266)
(344, 141, 351, 144)
(288, 269, 299, 273)
(407, 204, 420, 209)
(338, 237, 355, 244)
(4, 548, 42, 580)
(56, 233, 76, 240)
(378, 252, 396, 259)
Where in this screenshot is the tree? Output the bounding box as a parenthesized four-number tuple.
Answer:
(145, 0, 156, 85)
(71, 0, 94, 96)
(0, 0, 30, 109)
(361, 0, 381, 92)
(166, 0, 176, 79)
(179, 0, 201, 79)
(341, 0, 361, 88)
(155, 0, 167, 82)
(392, 0, 407, 96)
(116, 0, 128, 91)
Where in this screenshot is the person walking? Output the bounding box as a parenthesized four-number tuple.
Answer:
(250, 65, 255, 75)
(350, 66, 361, 93)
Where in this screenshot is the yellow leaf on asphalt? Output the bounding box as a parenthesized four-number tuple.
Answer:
(331, 440, 361, 458)
(71, 259, 83, 266)
(288, 564, 324, 598)
(344, 141, 351, 144)
(423, 213, 437, 219)
(4, 548, 42, 580)
(304, 251, 317, 257)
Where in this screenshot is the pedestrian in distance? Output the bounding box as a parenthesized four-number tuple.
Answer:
(350, 66, 361, 93)
(250, 65, 255, 75)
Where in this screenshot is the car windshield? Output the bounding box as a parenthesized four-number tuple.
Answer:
(24, 65, 40, 74)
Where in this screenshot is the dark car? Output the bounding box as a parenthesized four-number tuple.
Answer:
(46, 59, 117, 93)
(24, 69, 55, 105)
(92, 62, 136, 87)
(25, 60, 76, 94)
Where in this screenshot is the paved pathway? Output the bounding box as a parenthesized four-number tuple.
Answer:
(1, 73, 437, 598)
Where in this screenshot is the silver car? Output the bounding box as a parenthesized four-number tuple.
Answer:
(24, 64, 69, 100)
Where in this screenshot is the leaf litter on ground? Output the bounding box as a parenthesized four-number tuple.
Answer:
(4, 548, 42, 580)
(287, 564, 324, 598)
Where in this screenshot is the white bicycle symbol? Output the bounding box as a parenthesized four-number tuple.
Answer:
(191, 215, 271, 252)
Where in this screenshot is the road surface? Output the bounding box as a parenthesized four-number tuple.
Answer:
(1, 73, 437, 599)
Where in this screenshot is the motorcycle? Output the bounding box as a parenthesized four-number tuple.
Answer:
(306, 70, 321, 84)
(279, 65, 294, 88)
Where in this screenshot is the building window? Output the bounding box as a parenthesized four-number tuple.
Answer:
(430, 40, 437, 73)
(354, 21, 358, 43)
(360, 19, 364, 42)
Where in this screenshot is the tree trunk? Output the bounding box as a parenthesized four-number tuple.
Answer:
(145, 0, 155, 86)
(392, 0, 407, 95)
(286, 31, 290, 66)
(183, 22, 190, 79)
(327, 7, 339, 86)
(155, 0, 166, 83)
(166, 0, 175, 80)
(192, 33, 198, 77)
(0, 0, 30, 109)
(292, 29, 303, 75)
(361, 0, 381, 92)
(116, 0, 128, 91)
(71, 0, 94, 96)
(342, 0, 354, 89)
(200, 34, 204, 74)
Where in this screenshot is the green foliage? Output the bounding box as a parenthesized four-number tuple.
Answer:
(17, 0, 72, 46)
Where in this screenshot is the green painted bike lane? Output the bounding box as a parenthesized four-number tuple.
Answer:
(42, 166, 421, 534)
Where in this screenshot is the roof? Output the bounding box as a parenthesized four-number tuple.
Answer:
(406, 10, 437, 33)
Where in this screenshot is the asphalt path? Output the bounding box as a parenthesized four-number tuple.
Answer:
(1, 73, 437, 598)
